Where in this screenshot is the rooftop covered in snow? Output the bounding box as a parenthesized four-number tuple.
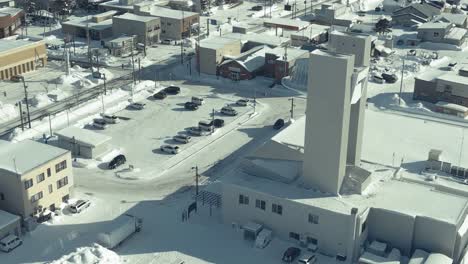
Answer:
(55, 126, 112, 148)
(113, 12, 159, 23)
(0, 7, 22, 17)
(263, 18, 310, 31)
(0, 140, 69, 175)
(0, 210, 19, 230)
(0, 39, 44, 54)
(199, 36, 240, 50)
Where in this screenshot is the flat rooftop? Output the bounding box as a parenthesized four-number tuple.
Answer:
(199, 36, 240, 49)
(149, 6, 198, 19)
(263, 18, 310, 29)
(222, 32, 290, 47)
(0, 39, 43, 54)
(55, 126, 111, 147)
(0, 210, 19, 230)
(0, 7, 21, 17)
(114, 12, 159, 23)
(0, 139, 69, 175)
(271, 115, 305, 148)
(62, 14, 115, 30)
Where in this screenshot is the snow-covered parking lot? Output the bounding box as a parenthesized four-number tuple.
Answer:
(78, 81, 256, 180)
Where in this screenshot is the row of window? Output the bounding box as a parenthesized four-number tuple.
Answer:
(239, 194, 282, 215)
(24, 160, 67, 190)
(238, 194, 320, 224)
(29, 176, 68, 203)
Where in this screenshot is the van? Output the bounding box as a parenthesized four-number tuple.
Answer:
(70, 200, 91, 214)
(192, 96, 204, 105)
(221, 106, 238, 116)
(198, 120, 213, 131)
(0, 235, 22, 253)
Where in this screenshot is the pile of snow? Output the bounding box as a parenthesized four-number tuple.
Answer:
(49, 244, 121, 264)
(122, 80, 156, 93)
(30, 93, 53, 108)
(48, 89, 70, 102)
(0, 102, 18, 123)
(56, 67, 114, 89)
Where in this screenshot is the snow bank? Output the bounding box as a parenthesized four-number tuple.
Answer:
(49, 244, 121, 264)
(0, 102, 18, 123)
(30, 93, 53, 108)
(122, 80, 156, 92)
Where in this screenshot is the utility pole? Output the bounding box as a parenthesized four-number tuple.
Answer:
(399, 58, 405, 106)
(206, 19, 210, 36)
(20, 76, 31, 128)
(289, 97, 295, 119)
(131, 43, 136, 84)
(181, 10, 185, 64)
(17, 102, 24, 131)
(138, 58, 141, 82)
(211, 108, 215, 134)
(103, 73, 107, 95)
(48, 114, 52, 136)
(192, 166, 200, 198)
(304, 0, 307, 16)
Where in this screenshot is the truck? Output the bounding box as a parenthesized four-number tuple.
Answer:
(97, 214, 142, 249)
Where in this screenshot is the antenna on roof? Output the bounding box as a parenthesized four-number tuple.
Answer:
(12, 157, 18, 174)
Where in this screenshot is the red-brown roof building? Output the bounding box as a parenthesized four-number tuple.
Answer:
(0, 7, 24, 39)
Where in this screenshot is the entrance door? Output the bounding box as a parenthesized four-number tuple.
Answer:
(230, 71, 240, 81)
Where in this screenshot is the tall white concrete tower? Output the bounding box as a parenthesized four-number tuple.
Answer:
(302, 32, 371, 195)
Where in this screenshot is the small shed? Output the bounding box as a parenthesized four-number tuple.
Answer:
(55, 126, 111, 159)
(0, 210, 21, 240)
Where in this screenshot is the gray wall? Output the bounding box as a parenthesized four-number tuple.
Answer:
(222, 183, 358, 262)
(303, 50, 354, 195)
(367, 208, 416, 256)
(413, 216, 458, 259)
(112, 16, 160, 45)
(0, 216, 21, 239)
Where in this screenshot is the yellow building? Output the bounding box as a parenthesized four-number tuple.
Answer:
(0, 140, 73, 220)
(0, 39, 47, 80)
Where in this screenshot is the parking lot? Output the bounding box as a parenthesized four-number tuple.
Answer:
(86, 82, 255, 179)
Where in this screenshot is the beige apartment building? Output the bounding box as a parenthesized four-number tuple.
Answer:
(0, 140, 73, 219)
(112, 12, 161, 46)
(198, 36, 241, 75)
(0, 39, 47, 80)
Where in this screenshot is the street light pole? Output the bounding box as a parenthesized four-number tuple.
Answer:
(192, 166, 200, 198)
(399, 58, 405, 106)
(20, 76, 31, 128)
(289, 97, 295, 119)
(17, 102, 24, 131)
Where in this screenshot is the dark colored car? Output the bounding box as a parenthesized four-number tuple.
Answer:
(282, 247, 301, 262)
(164, 86, 181, 95)
(251, 5, 263, 10)
(213, 118, 224, 128)
(153, 91, 167, 99)
(374, 6, 382, 11)
(10, 75, 22, 82)
(273, 118, 285, 130)
(108, 154, 126, 169)
(185, 102, 199, 110)
(381, 73, 398, 83)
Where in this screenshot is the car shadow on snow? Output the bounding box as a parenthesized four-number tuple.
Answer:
(151, 148, 174, 155)
(97, 162, 110, 170)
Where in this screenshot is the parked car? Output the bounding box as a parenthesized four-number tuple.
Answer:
(173, 134, 191, 143)
(282, 247, 301, 262)
(153, 91, 167, 99)
(251, 5, 263, 10)
(10, 75, 22, 82)
(382, 73, 398, 83)
(164, 86, 181, 95)
(160, 145, 179, 154)
(357, 11, 366, 16)
(192, 96, 204, 105)
(407, 49, 417, 56)
(236, 99, 249, 106)
(93, 118, 107, 129)
(199, 120, 214, 131)
(162, 39, 172, 45)
(185, 102, 199, 110)
(188, 126, 209, 136)
(221, 106, 238, 116)
(129, 102, 145, 110)
(255, 228, 272, 249)
(92, 71, 104, 79)
(372, 74, 385, 84)
(298, 253, 317, 264)
(108, 154, 126, 169)
(374, 6, 382, 11)
(70, 199, 91, 214)
(273, 118, 285, 130)
(0, 235, 22, 253)
(213, 118, 225, 128)
(102, 114, 119, 124)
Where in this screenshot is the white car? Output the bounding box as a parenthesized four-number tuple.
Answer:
(102, 114, 119, 124)
(0, 235, 22, 253)
(93, 118, 107, 129)
(198, 120, 214, 131)
(160, 145, 179, 154)
(129, 102, 145, 110)
(236, 99, 249, 106)
(221, 106, 238, 116)
(297, 253, 317, 264)
(70, 200, 91, 214)
(188, 126, 209, 136)
(173, 134, 191, 144)
(191, 96, 205, 105)
(372, 74, 385, 84)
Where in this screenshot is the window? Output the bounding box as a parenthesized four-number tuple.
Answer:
(48, 184, 53, 194)
(57, 176, 69, 189)
(31, 191, 43, 203)
(55, 160, 67, 173)
(307, 236, 318, 245)
(433, 32, 439, 37)
(289, 232, 300, 240)
(24, 179, 33, 190)
(0, 193, 4, 200)
(255, 199, 266, 210)
(444, 85, 452, 93)
(272, 203, 283, 215)
(47, 168, 51, 177)
(308, 213, 319, 224)
(238, 194, 249, 205)
(36, 173, 45, 183)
